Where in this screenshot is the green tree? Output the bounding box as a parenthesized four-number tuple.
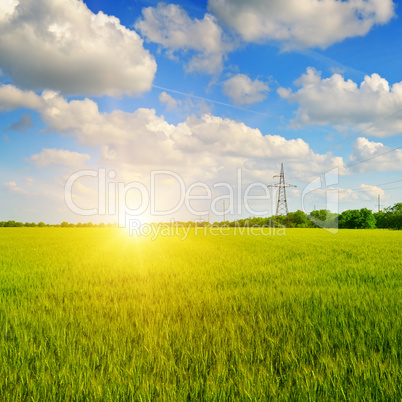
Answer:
(308, 210, 338, 228)
(357, 208, 376, 229)
(388, 211, 402, 230)
(288, 210, 308, 227)
(339, 208, 375, 229)
(386, 202, 402, 213)
(378, 203, 402, 230)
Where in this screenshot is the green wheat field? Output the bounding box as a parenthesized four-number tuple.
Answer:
(0, 228, 401, 400)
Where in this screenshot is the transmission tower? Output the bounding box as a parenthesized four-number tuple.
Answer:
(268, 163, 296, 216)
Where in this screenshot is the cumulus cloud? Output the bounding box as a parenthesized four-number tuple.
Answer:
(338, 184, 385, 202)
(278, 68, 402, 136)
(38, 93, 182, 167)
(1, 84, 346, 209)
(1, 84, 350, 220)
(0, 0, 156, 96)
(29, 90, 344, 186)
(135, 3, 232, 74)
(348, 137, 402, 172)
(0, 0, 17, 22)
(30, 148, 91, 168)
(174, 114, 309, 159)
(0, 85, 43, 111)
(159, 92, 179, 109)
(3, 181, 28, 195)
(223, 74, 269, 105)
(208, 0, 395, 49)
(304, 184, 386, 209)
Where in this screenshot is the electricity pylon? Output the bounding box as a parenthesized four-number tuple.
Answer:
(268, 163, 296, 217)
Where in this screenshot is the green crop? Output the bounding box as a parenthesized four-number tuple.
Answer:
(0, 228, 401, 400)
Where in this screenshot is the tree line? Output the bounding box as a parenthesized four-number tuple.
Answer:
(218, 202, 401, 230)
(1, 202, 401, 229)
(198, 202, 401, 230)
(0, 221, 118, 228)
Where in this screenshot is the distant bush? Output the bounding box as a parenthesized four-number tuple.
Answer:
(0, 203, 400, 229)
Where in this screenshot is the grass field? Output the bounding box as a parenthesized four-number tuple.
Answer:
(0, 228, 401, 400)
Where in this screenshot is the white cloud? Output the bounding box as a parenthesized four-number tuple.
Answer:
(348, 137, 402, 172)
(208, 0, 394, 49)
(358, 184, 385, 196)
(0, 0, 17, 22)
(0, 0, 156, 96)
(38, 93, 182, 167)
(0, 83, 348, 196)
(328, 184, 385, 201)
(31, 91, 345, 186)
(304, 184, 386, 207)
(3, 181, 28, 195)
(223, 74, 269, 105)
(159, 91, 179, 109)
(1, 85, 351, 220)
(1, 85, 346, 217)
(174, 114, 309, 159)
(278, 68, 402, 136)
(135, 3, 232, 74)
(30, 148, 90, 168)
(0, 85, 43, 111)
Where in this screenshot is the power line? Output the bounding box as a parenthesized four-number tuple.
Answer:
(307, 179, 402, 195)
(338, 186, 402, 194)
(153, 84, 270, 116)
(287, 144, 402, 183)
(374, 185, 402, 191)
(345, 179, 402, 192)
(154, 83, 402, 190)
(346, 145, 402, 168)
(328, 108, 402, 150)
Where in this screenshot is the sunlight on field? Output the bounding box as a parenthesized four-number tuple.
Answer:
(0, 228, 401, 400)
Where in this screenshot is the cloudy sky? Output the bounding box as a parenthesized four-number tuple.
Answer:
(1, 0, 401, 224)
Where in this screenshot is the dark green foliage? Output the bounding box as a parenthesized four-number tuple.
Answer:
(339, 208, 376, 229)
(0, 203, 400, 229)
(308, 210, 338, 228)
(288, 210, 309, 227)
(375, 203, 402, 230)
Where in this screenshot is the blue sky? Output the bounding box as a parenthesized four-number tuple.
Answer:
(1, 0, 401, 224)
